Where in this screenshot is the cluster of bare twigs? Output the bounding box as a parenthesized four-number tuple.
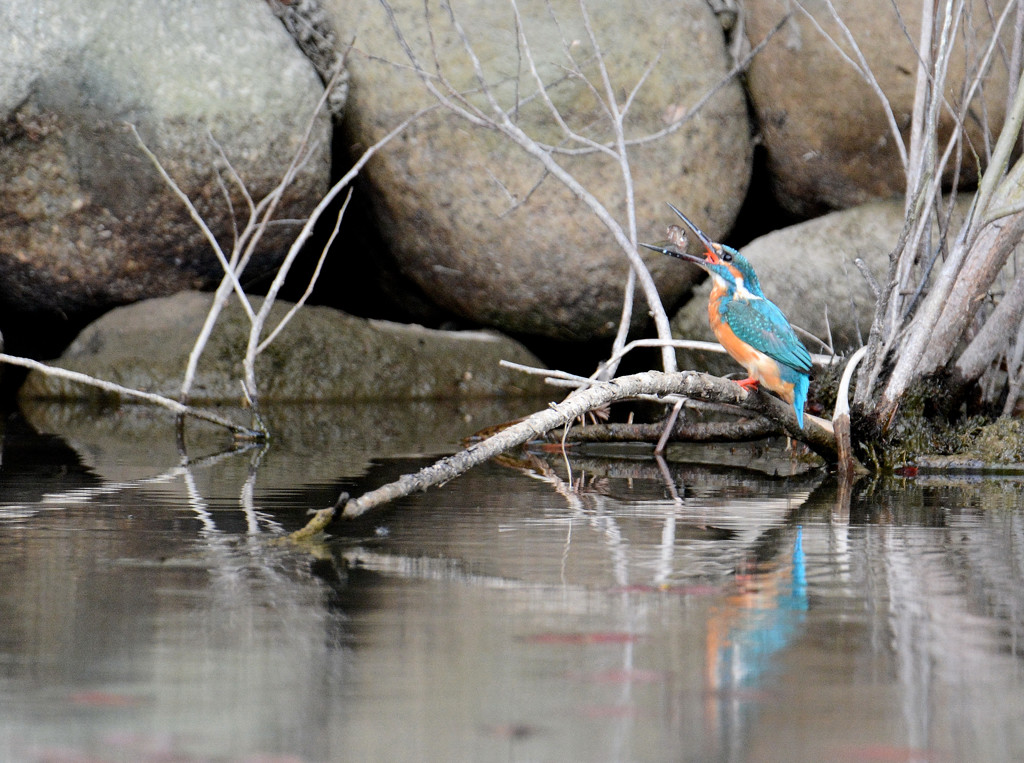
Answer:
(2, 68, 418, 440)
(135, 68, 427, 427)
(806, 0, 1024, 421)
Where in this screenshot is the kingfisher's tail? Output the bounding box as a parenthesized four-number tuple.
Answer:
(792, 373, 809, 429)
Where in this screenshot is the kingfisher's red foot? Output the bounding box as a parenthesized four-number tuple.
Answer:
(735, 377, 760, 391)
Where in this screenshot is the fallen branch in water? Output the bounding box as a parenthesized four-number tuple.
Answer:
(289, 369, 837, 539)
(0, 353, 261, 438)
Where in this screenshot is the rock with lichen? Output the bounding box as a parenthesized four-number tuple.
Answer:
(0, 0, 330, 353)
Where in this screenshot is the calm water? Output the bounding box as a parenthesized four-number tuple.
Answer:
(1, 402, 1024, 762)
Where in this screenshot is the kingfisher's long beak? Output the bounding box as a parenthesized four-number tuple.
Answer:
(639, 241, 707, 267)
(665, 203, 722, 265)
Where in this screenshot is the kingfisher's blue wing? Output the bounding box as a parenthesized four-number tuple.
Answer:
(719, 297, 813, 374)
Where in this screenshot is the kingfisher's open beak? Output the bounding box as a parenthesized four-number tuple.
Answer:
(639, 241, 708, 268)
(665, 203, 723, 265)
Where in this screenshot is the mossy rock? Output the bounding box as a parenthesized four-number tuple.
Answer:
(953, 419, 1024, 465)
(19, 292, 549, 404)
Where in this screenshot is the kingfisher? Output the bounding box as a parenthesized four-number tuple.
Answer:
(641, 205, 812, 428)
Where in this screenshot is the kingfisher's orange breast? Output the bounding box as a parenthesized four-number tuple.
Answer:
(707, 289, 796, 404)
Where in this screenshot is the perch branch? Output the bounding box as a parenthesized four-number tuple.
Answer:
(289, 369, 837, 538)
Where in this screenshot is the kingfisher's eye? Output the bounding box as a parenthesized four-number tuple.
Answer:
(720, 250, 733, 262)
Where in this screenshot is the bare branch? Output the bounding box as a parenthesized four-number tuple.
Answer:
(1001, 313, 1024, 416)
(257, 189, 353, 353)
(793, 0, 909, 170)
(977, 61, 1024, 224)
(1, 353, 260, 438)
(956, 270, 1024, 384)
(129, 124, 251, 317)
(242, 108, 425, 406)
(855, 257, 881, 300)
(289, 369, 838, 537)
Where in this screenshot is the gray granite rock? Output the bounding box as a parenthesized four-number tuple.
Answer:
(19, 293, 549, 403)
(325, 0, 753, 341)
(0, 0, 331, 339)
(745, 0, 1012, 216)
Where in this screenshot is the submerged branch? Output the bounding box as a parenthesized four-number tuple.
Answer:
(289, 370, 837, 539)
(565, 417, 780, 444)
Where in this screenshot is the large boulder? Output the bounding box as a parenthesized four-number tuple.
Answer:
(0, 0, 331, 353)
(19, 293, 548, 404)
(324, 0, 753, 341)
(745, 0, 1013, 217)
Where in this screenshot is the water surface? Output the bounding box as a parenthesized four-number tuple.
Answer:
(1, 402, 1023, 761)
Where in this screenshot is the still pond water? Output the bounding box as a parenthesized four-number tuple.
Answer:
(1, 399, 1024, 762)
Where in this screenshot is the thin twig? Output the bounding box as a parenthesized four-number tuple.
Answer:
(855, 257, 881, 299)
(794, 0, 909, 170)
(654, 399, 683, 455)
(257, 189, 353, 353)
(242, 108, 427, 406)
(129, 124, 252, 319)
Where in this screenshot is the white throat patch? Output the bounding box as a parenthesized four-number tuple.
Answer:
(714, 270, 761, 302)
(732, 276, 761, 301)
